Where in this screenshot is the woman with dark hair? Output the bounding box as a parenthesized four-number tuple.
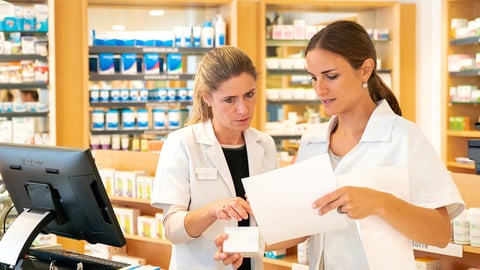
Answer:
(215, 20, 464, 270)
(151, 46, 277, 270)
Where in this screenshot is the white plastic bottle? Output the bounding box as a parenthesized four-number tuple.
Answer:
(201, 21, 214, 48)
(214, 15, 226, 47)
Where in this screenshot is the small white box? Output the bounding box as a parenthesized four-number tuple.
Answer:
(155, 213, 164, 239)
(114, 207, 140, 235)
(98, 168, 115, 197)
(143, 176, 153, 200)
(111, 254, 146, 266)
(136, 175, 154, 200)
(137, 215, 157, 238)
(12, 117, 34, 144)
(415, 257, 441, 270)
(0, 120, 12, 143)
(223, 227, 259, 257)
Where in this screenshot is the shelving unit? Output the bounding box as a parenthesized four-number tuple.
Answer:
(0, 0, 55, 145)
(414, 172, 480, 269)
(264, 38, 320, 152)
(257, 1, 416, 156)
(442, 0, 480, 174)
(87, 45, 208, 142)
(51, 1, 416, 268)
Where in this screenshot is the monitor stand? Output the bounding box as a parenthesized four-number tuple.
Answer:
(0, 182, 62, 269)
(0, 210, 56, 269)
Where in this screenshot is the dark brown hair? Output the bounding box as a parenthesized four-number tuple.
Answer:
(305, 20, 402, 116)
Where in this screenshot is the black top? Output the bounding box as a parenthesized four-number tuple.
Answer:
(222, 144, 251, 270)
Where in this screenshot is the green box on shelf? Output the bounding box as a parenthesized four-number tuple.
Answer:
(449, 116, 470, 131)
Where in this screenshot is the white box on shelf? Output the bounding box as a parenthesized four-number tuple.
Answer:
(415, 257, 441, 270)
(0, 120, 12, 143)
(137, 215, 158, 238)
(12, 117, 34, 144)
(113, 207, 140, 235)
(99, 168, 116, 197)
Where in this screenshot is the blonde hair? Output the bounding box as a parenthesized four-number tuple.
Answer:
(185, 46, 257, 125)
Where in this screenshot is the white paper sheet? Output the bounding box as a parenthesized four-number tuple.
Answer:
(335, 167, 415, 270)
(242, 154, 348, 244)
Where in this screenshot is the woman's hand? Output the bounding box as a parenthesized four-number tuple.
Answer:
(214, 197, 253, 221)
(213, 233, 243, 269)
(312, 186, 388, 219)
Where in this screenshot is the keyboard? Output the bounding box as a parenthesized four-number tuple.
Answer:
(28, 247, 130, 270)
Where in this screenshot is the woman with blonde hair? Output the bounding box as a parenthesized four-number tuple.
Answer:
(151, 46, 277, 270)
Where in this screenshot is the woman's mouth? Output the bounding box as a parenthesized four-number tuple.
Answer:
(321, 98, 335, 105)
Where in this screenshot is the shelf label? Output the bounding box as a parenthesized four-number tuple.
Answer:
(142, 47, 179, 53)
(412, 240, 463, 257)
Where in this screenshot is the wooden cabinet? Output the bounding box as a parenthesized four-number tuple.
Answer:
(442, 0, 480, 174)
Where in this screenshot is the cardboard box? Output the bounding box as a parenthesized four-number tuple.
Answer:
(113, 207, 140, 235)
(415, 257, 441, 270)
(137, 215, 157, 238)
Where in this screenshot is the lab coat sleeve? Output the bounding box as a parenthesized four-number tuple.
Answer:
(162, 204, 197, 244)
(151, 130, 192, 209)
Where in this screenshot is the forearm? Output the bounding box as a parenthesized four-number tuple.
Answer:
(379, 193, 451, 247)
(162, 204, 216, 244)
(184, 203, 218, 238)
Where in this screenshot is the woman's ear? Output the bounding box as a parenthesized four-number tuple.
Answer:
(202, 94, 211, 107)
(361, 58, 375, 80)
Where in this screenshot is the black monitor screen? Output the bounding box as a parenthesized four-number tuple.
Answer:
(0, 143, 126, 249)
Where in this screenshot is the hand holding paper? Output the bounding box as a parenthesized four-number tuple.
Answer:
(242, 154, 348, 244)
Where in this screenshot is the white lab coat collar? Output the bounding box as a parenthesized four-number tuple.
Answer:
(192, 119, 267, 197)
(302, 99, 397, 145)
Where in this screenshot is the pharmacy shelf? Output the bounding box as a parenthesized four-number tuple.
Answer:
(90, 101, 192, 108)
(267, 69, 308, 75)
(89, 73, 195, 81)
(0, 111, 49, 118)
(449, 35, 480, 46)
(447, 130, 480, 138)
(267, 100, 320, 105)
(449, 69, 480, 77)
(0, 82, 48, 90)
(0, 55, 48, 61)
(89, 45, 211, 55)
(90, 128, 173, 136)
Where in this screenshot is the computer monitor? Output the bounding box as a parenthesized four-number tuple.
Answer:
(0, 143, 126, 268)
(468, 139, 480, 175)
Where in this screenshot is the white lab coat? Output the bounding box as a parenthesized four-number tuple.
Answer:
(151, 119, 277, 270)
(296, 100, 465, 270)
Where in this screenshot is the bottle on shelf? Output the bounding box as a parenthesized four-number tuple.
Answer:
(201, 21, 214, 48)
(215, 15, 226, 47)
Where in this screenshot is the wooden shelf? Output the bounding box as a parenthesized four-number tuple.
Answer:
(464, 245, 480, 254)
(447, 130, 480, 138)
(447, 161, 475, 170)
(450, 35, 480, 46)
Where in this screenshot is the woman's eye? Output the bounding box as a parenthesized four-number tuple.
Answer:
(326, 74, 338, 80)
(224, 97, 234, 103)
(246, 91, 255, 98)
(310, 76, 317, 82)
